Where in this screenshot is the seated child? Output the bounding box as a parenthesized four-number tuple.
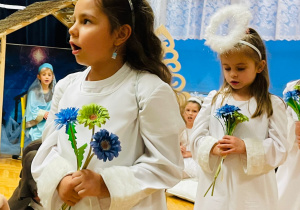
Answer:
(180, 96, 203, 178)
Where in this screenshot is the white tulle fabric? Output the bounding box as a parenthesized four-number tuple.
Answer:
(148, 0, 300, 41)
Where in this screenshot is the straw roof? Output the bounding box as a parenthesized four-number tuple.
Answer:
(0, 0, 76, 37)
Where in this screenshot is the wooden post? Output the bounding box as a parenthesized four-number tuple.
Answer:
(0, 35, 6, 151)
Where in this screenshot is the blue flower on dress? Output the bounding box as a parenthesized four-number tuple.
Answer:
(215, 104, 240, 118)
(91, 129, 121, 162)
(54, 107, 79, 132)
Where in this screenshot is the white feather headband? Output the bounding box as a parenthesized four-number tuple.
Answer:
(188, 97, 203, 106)
(204, 4, 253, 55)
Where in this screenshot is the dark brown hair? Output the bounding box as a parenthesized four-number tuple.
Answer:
(97, 0, 172, 84)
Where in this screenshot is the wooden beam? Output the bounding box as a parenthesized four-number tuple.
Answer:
(52, 5, 75, 28)
(0, 35, 7, 150)
(3, 1, 76, 36)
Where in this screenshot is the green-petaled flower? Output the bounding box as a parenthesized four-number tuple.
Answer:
(233, 111, 249, 123)
(77, 103, 110, 129)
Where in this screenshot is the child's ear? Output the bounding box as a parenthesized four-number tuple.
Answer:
(37, 74, 41, 80)
(257, 60, 266, 73)
(114, 24, 132, 46)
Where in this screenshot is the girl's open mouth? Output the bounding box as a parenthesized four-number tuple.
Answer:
(70, 41, 81, 55)
(230, 81, 239, 85)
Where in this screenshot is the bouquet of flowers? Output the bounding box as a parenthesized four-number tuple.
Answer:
(204, 104, 248, 197)
(54, 103, 122, 210)
(283, 84, 300, 120)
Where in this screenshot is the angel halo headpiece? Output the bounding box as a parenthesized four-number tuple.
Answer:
(204, 4, 261, 60)
(188, 97, 204, 106)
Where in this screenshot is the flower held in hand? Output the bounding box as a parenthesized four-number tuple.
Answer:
(283, 84, 300, 120)
(91, 129, 121, 162)
(204, 104, 248, 197)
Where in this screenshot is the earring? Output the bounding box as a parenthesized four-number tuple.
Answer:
(112, 48, 118, 59)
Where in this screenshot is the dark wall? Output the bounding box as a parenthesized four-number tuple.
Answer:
(0, 1, 70, 48)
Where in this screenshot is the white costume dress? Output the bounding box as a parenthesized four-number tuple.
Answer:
(31, 64, 185, 210)
(276, 79, 300, 210)
(191, 90, 288, 210)
(180, 128, 199, 178)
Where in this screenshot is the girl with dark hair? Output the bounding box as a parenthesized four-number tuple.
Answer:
(31, 0, 184, 209)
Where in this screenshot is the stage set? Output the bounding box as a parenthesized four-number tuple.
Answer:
(0, 1, 299, 209)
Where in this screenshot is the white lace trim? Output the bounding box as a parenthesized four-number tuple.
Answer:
(148, 0, 300, 41)
(242, 138, 266, 175)
(196, 136, 220, 173)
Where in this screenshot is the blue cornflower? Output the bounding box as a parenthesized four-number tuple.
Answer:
(54, 107, 79, 132)
(215, 104, 240, 118)
(283, 90, 300, 102)
(91, 129, 121, 162)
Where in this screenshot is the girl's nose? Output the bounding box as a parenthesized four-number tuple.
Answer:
(69, 23, 77, 37)
(230, 70, 237, 77)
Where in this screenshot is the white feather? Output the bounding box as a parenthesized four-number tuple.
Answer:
(204, 4, 252, 54)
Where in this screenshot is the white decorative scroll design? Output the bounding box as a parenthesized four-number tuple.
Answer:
(155, 25, 186, 92)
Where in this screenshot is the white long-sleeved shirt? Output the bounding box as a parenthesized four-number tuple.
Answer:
(31, 63, 185, 210)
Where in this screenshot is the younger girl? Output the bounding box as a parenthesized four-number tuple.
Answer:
(31, 0, 184, 209)
(191, 27, 288, 209)
(180, 97, 202, 178)
(277, 79, 300, 210)
(25, 63, 56, 141)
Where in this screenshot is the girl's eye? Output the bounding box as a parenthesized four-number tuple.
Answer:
(83, 19, 91, 24)
(224, 68, 231, 71)
(237, 68, 245, 71)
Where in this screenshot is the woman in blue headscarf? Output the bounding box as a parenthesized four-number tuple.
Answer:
(25, 63, 56, 141)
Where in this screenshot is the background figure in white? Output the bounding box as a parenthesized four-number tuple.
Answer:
(180, 97, 203, 178)
(276, 79, 300, 210)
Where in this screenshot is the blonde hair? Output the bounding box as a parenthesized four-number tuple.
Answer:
(212, 28, 273, 118)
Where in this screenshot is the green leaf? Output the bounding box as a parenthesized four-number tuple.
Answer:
(287, 98, 300, 120)
(77, 143, 88, 169)
(67, 123, 77, 152)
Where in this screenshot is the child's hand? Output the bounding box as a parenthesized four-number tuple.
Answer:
(43, 111, 49, 119)
(72, 169, 110, 199)
(180, 145, 192, 158)
(180, 145, 191, 158)
(211, 143, 224, 157)
(57, 175, 81, 206)
(217, 135, 246, 156)
(296, 125, 300, 149)
(0, 194, 9, 210)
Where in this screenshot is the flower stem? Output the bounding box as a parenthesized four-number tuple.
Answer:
(203, 156, 226, 197)
(82, 154, 94, 169)
(81, 126, 95, 170)
(61, 202, 69, 210)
